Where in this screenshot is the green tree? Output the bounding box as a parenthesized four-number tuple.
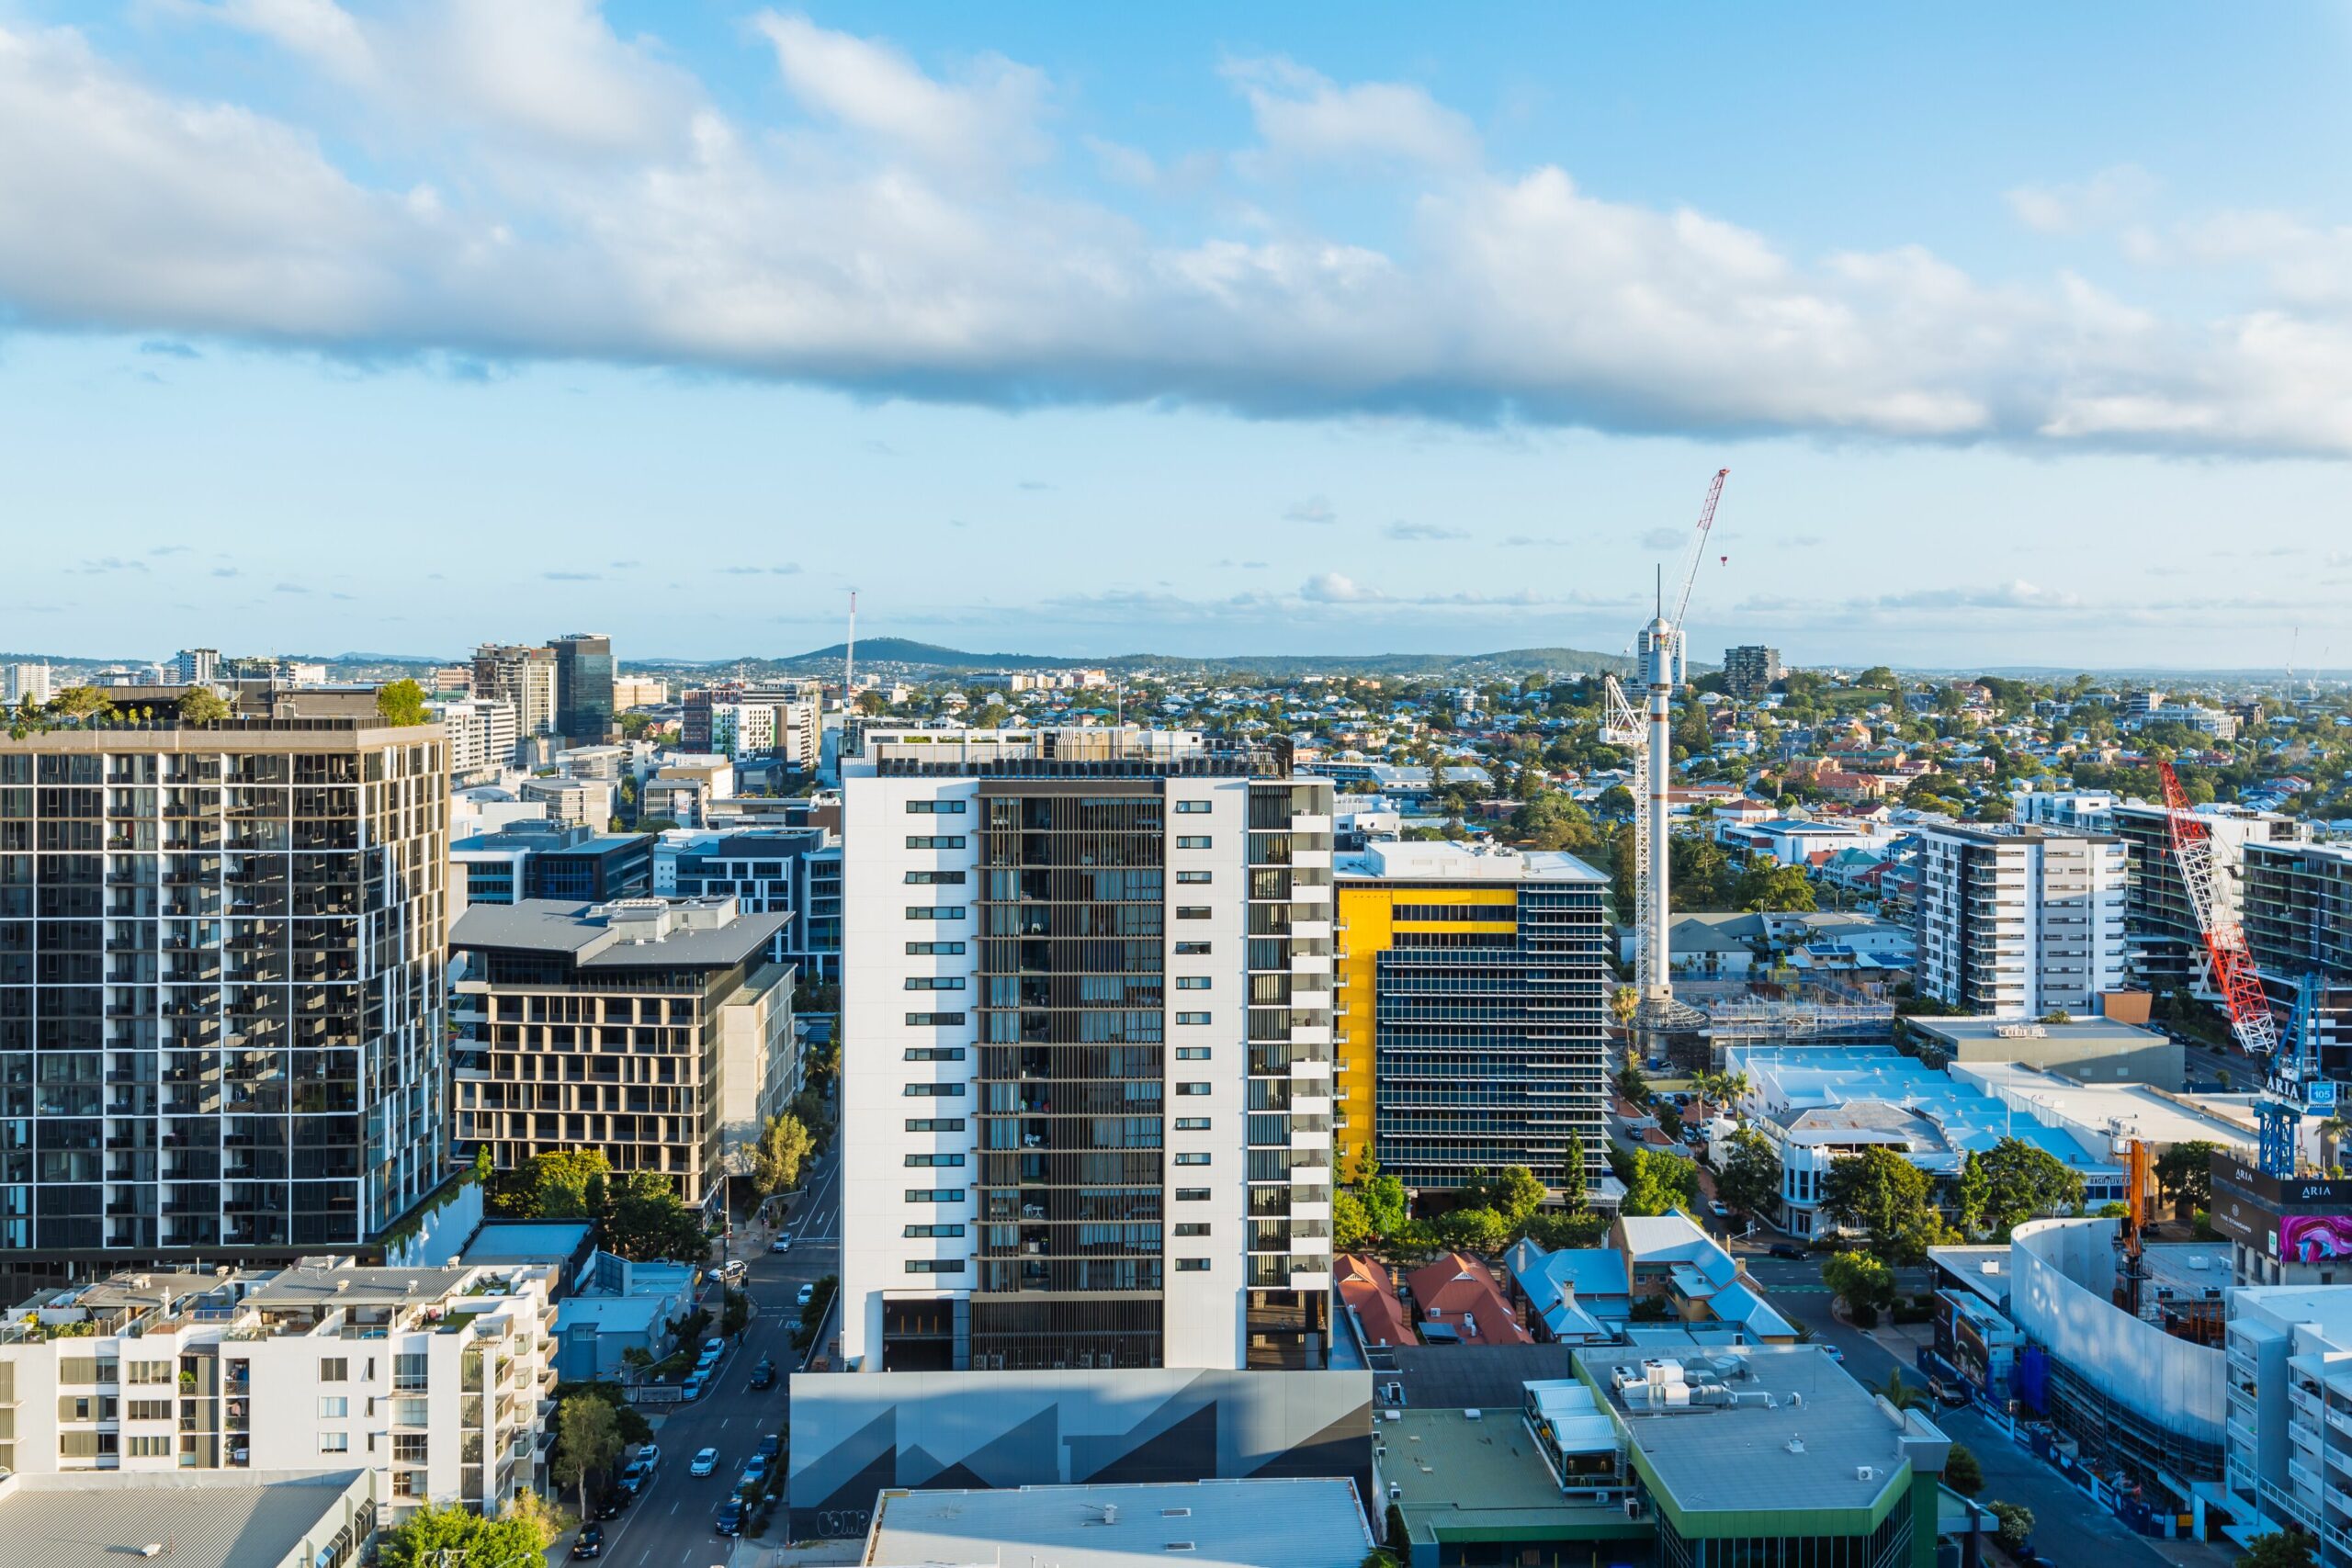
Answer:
(1459, 1167, 1546, 1228)
(1944, 1443, 1984, 1496)
(175, 686, 232, 724)
(379, 1503, 552, 1568)
(603, 1169, 709, 1264)
(1971, 1138, 2086, 1239)
(492, 1149, 613, 1218)
(1819, 1146, 1949, 1264)
(1668, 835, 1734, 910)
(2238, 1529, 2318, 1568)
(1822, 1251, 1895, 1316)
(1333, 1190, 1374, 1252)
(375, 678, 431, 728)
(1521, 1210, 1609, 1250)
(1361, 1173, 1410, 1239)
(1435, 1206, 1511, 1256)
(856, 690, 888, 716)
(722, 1286, 751, 1337)
(748, 1112, 816, 1197)
(1621, 1149, 1701, 1217)
(550, 1393, 623, 1524)
(1512, 792, 1601, 853)
(1734, 854, 1817, 913)
(1716, 1129, 1782, 1216)
(48, 685, 116, 724)
(1987, 1502, 2034, 1554)
(2155, 1140, 2222, 1210)
(1385, 1500, 1411, 1555)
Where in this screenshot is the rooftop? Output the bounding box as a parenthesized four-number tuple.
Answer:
(0, 1468, 370, 1568)
(451, 896, 789, 970)
(1908, 1016, 2172, 1052)
(458, 1220, 597, 1265)
(1385, 1406, 1644, 1553)
(1334, 840, 1605, 884)
(860, 1478, 1373, 1568)
(1369, 1343, 1578, 1411)
(1950, 1061, 2255, 1158)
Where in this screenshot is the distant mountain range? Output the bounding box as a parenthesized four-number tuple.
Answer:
(645, 638, 1644, 679)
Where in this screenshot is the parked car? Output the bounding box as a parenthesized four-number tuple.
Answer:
(716, 1500, 745, 1537)
(690, 1447, 720, 1477)
(796, 1282, 816, 1307)
(681, 1373, 706, 1401)
(571, 1524, 604, 1560)
(1708, 1201, 1730, 1219)
(772, 1235, 793, 1254)
(703, 1336, 727, 1359)
(756, 1432, 783, 1462)
(1928, 1375, 1970, 1408)
(1821, 1345, 1845, 1364)
(748, 1360, 776, 1391)
(594, 1489, 628, 1520)
(1769, 1243, 1806, 1260)
(741, 1453, 768, 1484)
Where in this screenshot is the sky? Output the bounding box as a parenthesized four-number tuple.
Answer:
(4, 2, 2352, 669)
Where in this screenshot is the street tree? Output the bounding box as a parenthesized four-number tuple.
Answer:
(2238, 1529, 2317, 1568)
(1821, 1251, 1895, 1317)
(749, 1111, 816, 1196)
(603, 1169, 708, 1264)
(550, 1393, 622, 1525)
(1969, 1138, 2086, 1239)
(1459, 1167, 1546, 1228)
(1715, 1129, 1783, 1217)
(1819, 1147, 1949, 1264)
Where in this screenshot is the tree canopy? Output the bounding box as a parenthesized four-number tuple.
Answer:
(2155, 1140, 2223, 1208)
(1735, 854, 1817, 913)
(491, 1149, 611, 1219)
(1961, 1138, 2086, 1239)
(749, 1111, 816, 1196)
(1458, 1166, 1546, 1227)
(604, 1168, 709, 1264)
(1819, 1146, 1949, 1263)
(1620, 1148, 1701, 1217)
(175, 686, 232, 724)
(1715, 1129, 1782, 1216)
(378, 1503, 552, 1568)
(375, 678, 431, 728)
(549, 1393, 622, 1519)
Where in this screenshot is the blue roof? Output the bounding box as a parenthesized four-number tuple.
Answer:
(1506, 1240, 1632, 1342)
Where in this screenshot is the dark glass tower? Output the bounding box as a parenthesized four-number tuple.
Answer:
(551, 634, 615, 745)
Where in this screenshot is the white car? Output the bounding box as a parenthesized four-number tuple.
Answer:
(796, 1282, 816, 1307)
(690, 1448, 720, 1477)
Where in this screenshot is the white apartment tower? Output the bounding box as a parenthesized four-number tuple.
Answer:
(1915, 825, 2130, 1018)
(841, 729, 1336, 1374)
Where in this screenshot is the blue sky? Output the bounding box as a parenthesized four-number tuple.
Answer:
(4, 3, 2351, 667)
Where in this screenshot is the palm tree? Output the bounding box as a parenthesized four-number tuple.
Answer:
(2322, 1118, 2351, 1176)
(1874, 1370, 1928, 1411)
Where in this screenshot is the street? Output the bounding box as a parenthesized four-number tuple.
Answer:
(569, 1141, 842, 1568)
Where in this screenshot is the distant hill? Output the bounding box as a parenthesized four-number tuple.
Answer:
(727, 640, 1644, 679)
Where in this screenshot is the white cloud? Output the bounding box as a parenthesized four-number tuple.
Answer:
(1384, 520, 1465, 541)
(2006, 164, 2158, 235)
(1284, 496, 1338, 525)
(1301, 571, 1381, 604)
(6, 21, 2352, 457)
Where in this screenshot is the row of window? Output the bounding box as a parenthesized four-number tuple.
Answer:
(907, 1012, 965, 1025)
(908, 906, 965, 920)
(907, 941, 965, 954)
(906, 976, 966, 991)
(907, 836, 967, 849)
(907, 1188, 965, 1201)
(906, 870, 966, 885)
(907, 800, 967, 815)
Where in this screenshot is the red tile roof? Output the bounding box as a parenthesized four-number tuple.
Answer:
(1406, 1251, 1532, 1345)
(1335, 1254, 1414, 1347)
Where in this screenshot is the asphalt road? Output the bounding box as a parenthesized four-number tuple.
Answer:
(568, 1141, 842, 1568)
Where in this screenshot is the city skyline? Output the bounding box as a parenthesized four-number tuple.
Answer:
(5, 4, 2352, 663)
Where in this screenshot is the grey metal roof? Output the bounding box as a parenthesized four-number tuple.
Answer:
(0, 1469, 368, 1568)
(450, 897, 789, 970)
(863, 1478, 1374, 1568)
(241, 1265, 473, 1308)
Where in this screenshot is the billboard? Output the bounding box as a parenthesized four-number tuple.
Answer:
(2210, 1153, 2352, 1262)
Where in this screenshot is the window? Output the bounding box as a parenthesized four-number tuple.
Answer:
(319, 1396, 348, 1419)
(906, 1153, 967, 1168)
(1174, 1117, 1210, 1131)
(1176, 836, 1213, 849)
(904, 1046, 966, 1061)
(319, 1358, 347, 1383)
(1173, 1152, 1211, 1166)
(1175, 1046, 1212, 1060)
(1176, 1188, 1211, 1201)
(1174, 942, 1211, 955)
(905, 1189, 967, 1202)
(59, 1359, 100, 1387)
(1175, 976, 1211, 990)
(1175, 870, 1211, 884)
(905, 976, 967, 991)
(1174, 1258, 1211, 1272)
(904, 1082, 966, 1097)
(1176, 1081, 1211, 1095)
(907, 799, 967, 815)
(906, 906, 967, 921)
(908, 1259, 967, 1274)
(904, 1224, 966, 1237)
(57, 1395, 97, 1422)
(906, 834, 967, 850)
(392, 1434, 429, 1464)
(1175, 800, 1212, 814)
(392, 1472, 419, 1499)
(906, 941, 967, 955)
(1176, 907, 1212, 920)
(129, 1435, 171, 1458)
(126, 1399, 172, 1421)
(1175, 1012, 1211, 1026)
(394, 1398, 429, 1427)
(1174, 1223, 1211, 1237)
(320, 1431, 355, 1453)
(905, 1118, 967, 1133)
(392, 1354, 429, 1392)
(905, 1011, 967, 1026)
(126, 1360, 172, 1386)
(905, 870, 967, 885)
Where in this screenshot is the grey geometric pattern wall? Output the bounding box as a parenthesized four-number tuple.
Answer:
(786, 1368, 1374, 1541)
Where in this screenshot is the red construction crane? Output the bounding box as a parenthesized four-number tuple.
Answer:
(2156, 761, 2277, 1058)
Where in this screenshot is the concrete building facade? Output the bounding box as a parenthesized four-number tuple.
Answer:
(1914, 825, 2128, 1019)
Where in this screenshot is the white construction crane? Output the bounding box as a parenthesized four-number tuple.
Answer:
(1607, 468, 1728, 1040)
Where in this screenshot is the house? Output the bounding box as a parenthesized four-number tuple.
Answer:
(1335, 1254, 1415, 1348)
(1611, 1212, 1797, 1341)
(1503, 1238, 1631, 1344)
(1405, 1252, 1533, 1345)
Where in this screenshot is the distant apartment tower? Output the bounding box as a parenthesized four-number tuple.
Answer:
(2, 664, 52, 707)
(1915, 825, 2129, 1018)
(1721, 645, 1782, 698)
(1333, 840, 1608, 1198)
(470, 644, 557, 739)
(2109, 801, 2303, 998)
(172, 649, 220, 686)
(424, 696, 517, 779)
(611, 673, 667, 711)
(0, 716, 450, 1296)
(550, 633, 616, 745)
(684, 682, 822, 769)
(841, 728, 1336, 1373)
(449, 897, 793, 1219)
(451, 821, 653, 908)
(2241, 840, 2352, 1078)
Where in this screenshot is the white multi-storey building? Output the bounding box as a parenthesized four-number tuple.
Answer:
(3, 663, 54, 707)
(1915, 824, 2129, 1018)
(840, 728, 1335, 1375)
(0, 1260, 556, 1517)
(2226, 1286, 2352, 1562)
(428, 697, 520, 775)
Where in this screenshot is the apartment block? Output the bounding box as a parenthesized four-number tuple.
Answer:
(0, 719, 449, 1297)
(4, 664, 54, 708)
(1914, 825, 2128, 1018)
(1332, 840, 1608, 1198)
(450, 896, 793, 1219)
(172, 649, 221, 686)
(2109, 800, 2302, 998)
(684, 683, 821, 769)
(2242, 839, 2352, 1080)
(450, 820, 652, 908)
(840, 728, 1335, 1375)
(1719, 645, 1782, 699)
(653, 827, 831, 975)
(2225, 1287, 2352, 1563)
(469, 645, 557, 739)
(0, 1260, 555, 1517)
(424, 697, 517, 776)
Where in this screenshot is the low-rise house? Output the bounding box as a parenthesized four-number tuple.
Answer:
(1406, 1252, 1532, 1345)
(1334, 1254, 1414, 1348)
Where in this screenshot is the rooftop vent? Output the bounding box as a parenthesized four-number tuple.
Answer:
(1785, 1437, 1805, 1455)
(1160, 1508, 1191, 1518)
(1855, 1466, 1877, 1482)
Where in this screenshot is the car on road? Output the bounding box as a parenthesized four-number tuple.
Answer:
(741, 1453, 768, 1484)
(749, 1359, 776, 1391)
(756, 1433, 783, 1462)
(594, 1489, 629, 1520)
(771, 1235, 793, 1253)
(718, 1258, 747, 1282)
(797, 1282, 816, 1307)
(1768, 1243, 1806, 1260)
(571, 1523, 604, 1560)
(1820, 1345, 1845, 1363)
(1708, 1201, 1730, 1219)
(1928, 1374, 1970, 1407)
(691, 1447, 720, 1477)
(682, 1372, 706, 1401)
(716, 1499, 745, 1537)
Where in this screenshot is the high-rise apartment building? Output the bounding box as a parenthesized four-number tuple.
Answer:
(1915, 825, 2129, 1018)
(424, 696, 517, 778)
(1720, 645, 1782, 699)
(171, 649, 220, 686)
(2241, 839, 2352, 1079)
(3, 664, 52, 708)
(1331, 840, 1608, 1199)
(0, 717, 449, 1297)
(550, 633, 615, 745)
(2109, 801, 2303, 998)
(469, 645, 557, 739)
(840, 728, 1335, 1374)
(684, 682, 822, 769)
(449, 897, 793, 1219)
